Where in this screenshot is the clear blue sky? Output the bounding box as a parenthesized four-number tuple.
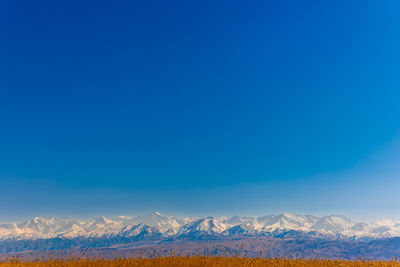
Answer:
(1, 0, 400, 221)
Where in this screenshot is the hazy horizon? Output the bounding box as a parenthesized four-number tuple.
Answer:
(0, 210, 399, 225)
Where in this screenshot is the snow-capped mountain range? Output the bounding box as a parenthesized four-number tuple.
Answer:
(1, 212, 400, 241)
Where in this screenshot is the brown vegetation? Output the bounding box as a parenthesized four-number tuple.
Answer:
(1, 256, 400, 267)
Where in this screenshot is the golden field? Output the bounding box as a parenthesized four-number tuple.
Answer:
(0, 256, 400, 267)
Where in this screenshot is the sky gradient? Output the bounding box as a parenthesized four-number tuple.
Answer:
(1, 0, 400, 222)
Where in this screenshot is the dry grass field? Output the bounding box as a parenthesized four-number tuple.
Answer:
(1, 256, 400, 267)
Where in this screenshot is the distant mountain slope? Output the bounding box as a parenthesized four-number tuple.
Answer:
(1, 212, 400, 240)
(2, 213, 400, 259)
(2, 236, 400, 260)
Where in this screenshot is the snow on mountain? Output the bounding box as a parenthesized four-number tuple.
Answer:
(83, 216, 122, 237)
(116, 212, 193, 235)
(116, 223, 162, 240)
(0, 217, 85, 240)
(310, 215, 354, 233)
(177, 217, 229, 237)
(222, 224, 258, 236)
(256, 214, 318, 232)
(1, 213, 400, 241)
(356, 219, 400, 238)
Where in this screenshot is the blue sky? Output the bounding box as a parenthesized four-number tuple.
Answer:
(1, 0, 400, 222)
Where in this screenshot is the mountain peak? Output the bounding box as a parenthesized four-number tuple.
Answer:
(0, 213, 399, 241)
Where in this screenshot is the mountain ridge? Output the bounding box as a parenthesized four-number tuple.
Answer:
(1, 212, 400, 241)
